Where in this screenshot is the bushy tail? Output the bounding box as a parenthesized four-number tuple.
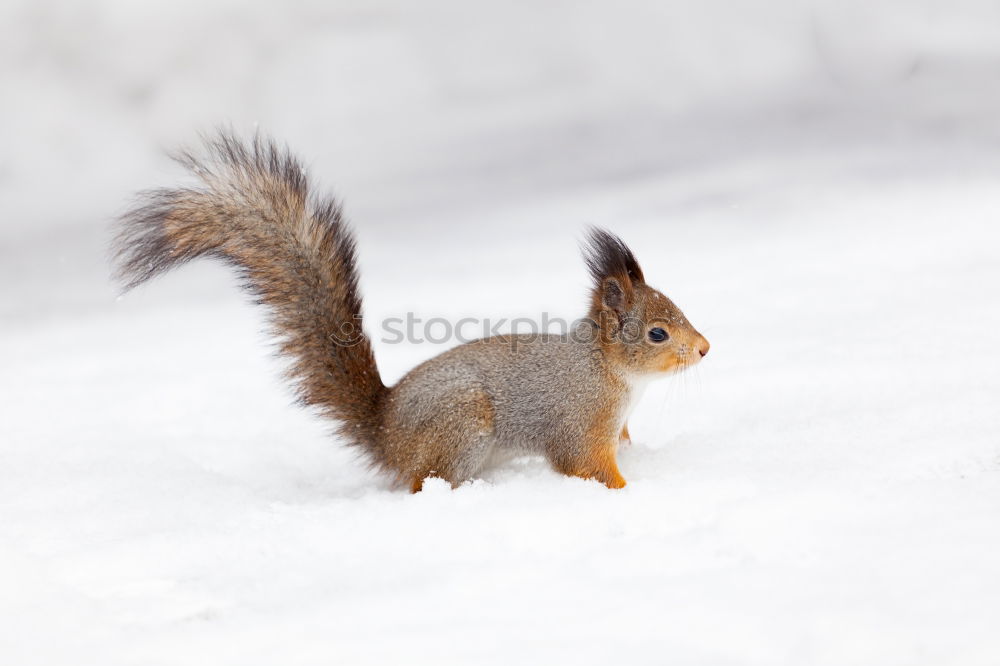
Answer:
(114, 131, 386, 451)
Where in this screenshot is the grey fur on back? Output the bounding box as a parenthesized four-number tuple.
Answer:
(380, 322, 631, 483)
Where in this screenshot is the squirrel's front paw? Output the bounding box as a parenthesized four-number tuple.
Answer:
(619, 424, 632, 446)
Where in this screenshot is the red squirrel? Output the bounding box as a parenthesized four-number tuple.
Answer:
(114, 132, 710, 491)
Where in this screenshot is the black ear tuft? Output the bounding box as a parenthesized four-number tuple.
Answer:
(582, 227, 645, 286)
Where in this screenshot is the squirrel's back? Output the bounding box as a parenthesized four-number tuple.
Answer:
(378, 328, 631, 486)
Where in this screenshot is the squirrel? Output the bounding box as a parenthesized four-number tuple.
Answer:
(114, 132, 710, 492)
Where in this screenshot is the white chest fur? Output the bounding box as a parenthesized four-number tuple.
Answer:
(620, 375, 651, 429)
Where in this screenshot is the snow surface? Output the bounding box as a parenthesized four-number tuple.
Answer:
(2, 1, 1000, 664)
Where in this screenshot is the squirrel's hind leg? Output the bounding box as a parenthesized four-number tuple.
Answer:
(407, 434, 495, 492)
(388, 387, 496, 493)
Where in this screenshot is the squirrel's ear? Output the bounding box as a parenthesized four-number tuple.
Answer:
(582, 227, 645, 288)
(601, 277, 628, 315)
(583, 227, 644, 317)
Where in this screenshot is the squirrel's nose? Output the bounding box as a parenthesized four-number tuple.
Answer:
(697, 338, 710, 357)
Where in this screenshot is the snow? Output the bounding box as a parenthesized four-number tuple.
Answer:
(2, 1, 1000, 664)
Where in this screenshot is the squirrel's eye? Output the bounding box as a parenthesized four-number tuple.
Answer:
(648, 327, 669, 343)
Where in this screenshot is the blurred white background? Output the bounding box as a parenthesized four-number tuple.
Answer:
(3, 0, 1000, 324)
(3, 0, 1000, 319)
(2, 2, 999, 665)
